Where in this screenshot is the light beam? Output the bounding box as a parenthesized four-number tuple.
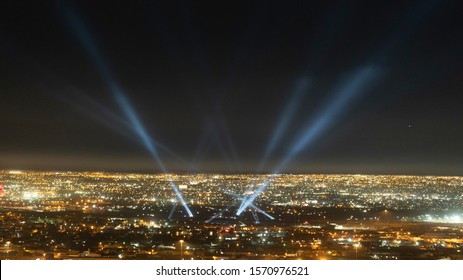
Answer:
(242, 1, 438, 217)
(259, 76, 311, 171)
(205, 205, 233, 223)
(279, 66, 381, 169)
(61, 2, 192, 217)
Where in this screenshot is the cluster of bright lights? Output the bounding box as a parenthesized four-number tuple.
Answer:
(207, 188, 275, 223)
(236, 178, 272, 216)
(23, 192, 39, 199)
(423, 214, 463, 224)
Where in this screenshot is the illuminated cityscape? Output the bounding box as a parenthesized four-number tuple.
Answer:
(1, 170, 462, 260)
(2, 0, 463, 268)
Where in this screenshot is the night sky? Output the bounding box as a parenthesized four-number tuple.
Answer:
(1, 0, 463, 175)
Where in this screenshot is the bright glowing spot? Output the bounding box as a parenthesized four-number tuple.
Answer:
(451, 215, 462, 223)
(23, 192, 39, 199)
(237, 177, 273, 215)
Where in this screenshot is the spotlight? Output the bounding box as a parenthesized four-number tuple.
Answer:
(61, 3, 193, 217)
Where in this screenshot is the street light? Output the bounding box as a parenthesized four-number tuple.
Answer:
(179, 240, 184, 260)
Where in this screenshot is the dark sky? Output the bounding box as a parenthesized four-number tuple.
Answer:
(1, 0, 462, 175)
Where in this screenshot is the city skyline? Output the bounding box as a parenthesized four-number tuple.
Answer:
(1, 1, 463, 175)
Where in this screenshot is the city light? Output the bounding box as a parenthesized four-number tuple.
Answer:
(1, 171, 462, 260)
